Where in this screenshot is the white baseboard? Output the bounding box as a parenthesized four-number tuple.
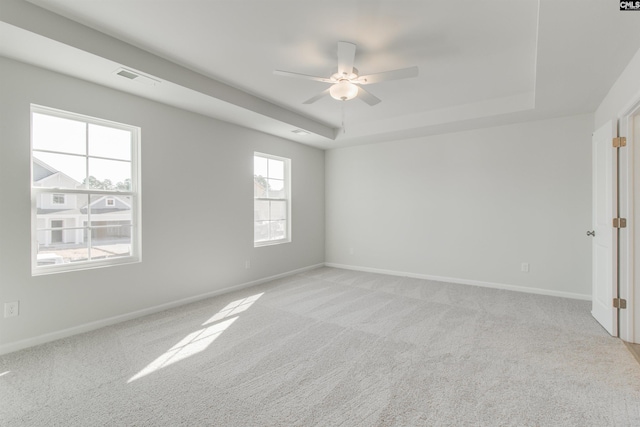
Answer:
(324, 262, 592, 301)
(0, 263, 324, 356)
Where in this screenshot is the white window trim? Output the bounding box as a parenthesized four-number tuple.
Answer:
(30, 104, 142, 275)
(254, 152, 291, 247)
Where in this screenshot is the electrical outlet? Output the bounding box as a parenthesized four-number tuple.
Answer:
(4, 301, 19, 318)
(245, 260, 250, 269)
(521, 263, 529, 273)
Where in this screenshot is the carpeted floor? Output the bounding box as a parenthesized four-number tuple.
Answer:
(1, 267, 639, 426)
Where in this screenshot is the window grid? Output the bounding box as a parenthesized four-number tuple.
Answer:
(31, 105, 141, 275)
(254, 152, 290, 246)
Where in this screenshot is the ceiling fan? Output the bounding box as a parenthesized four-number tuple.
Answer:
(274, 41, 419, 106)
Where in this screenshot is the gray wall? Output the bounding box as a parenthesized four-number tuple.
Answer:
(0, 57, 325, 350)
(326, 114, 593, 298)
(595, 47, 640, 130)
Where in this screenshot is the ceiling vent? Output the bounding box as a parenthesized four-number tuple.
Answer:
(114, 68, 161, 86)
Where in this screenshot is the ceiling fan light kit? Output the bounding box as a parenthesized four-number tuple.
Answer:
(275, 41, 419, 106)
(330, 80, 359, 101)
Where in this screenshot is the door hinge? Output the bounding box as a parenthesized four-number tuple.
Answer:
(613, 298, 627, 309)
(613, 218, 627, 228)
(613, 137, 627, 148)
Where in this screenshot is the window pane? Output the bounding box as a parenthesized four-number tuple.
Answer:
(87, 193, 132, 254)
(36, 191, 88, 264)
(36, 243, 90, 265)
(32, 113, 86, 155)
(268, 158, 284, 179)
(88, 158, 132, 191)
(88, 194, 133, 250)
(254, 221, 269, 242)
(270, 220, 286, 240)
(89, 195, 132, 217)
(254, 175, 268, 198)
(254, 200, 269, 221)
(270, 201, 286, 220)
(267, 179, 285, 198)
(90, 225, 132, 260)
(37, 193, 87, 218)
(33, 152, 86, 187)
(254, 156, 268, 178)
(88, 124, 132, 160)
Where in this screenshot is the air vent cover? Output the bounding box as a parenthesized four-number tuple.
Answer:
(114, 68, 161, 86)
(117, 69, 139, 80)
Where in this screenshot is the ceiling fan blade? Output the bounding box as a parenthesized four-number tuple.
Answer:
(356, 66, 419, 85)
(337, 41, 356, 77)
(357, 86, 381, 106)
(303, 88, 331, 104)
(274, 70, 333, 83)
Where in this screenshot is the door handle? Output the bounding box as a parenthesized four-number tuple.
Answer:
(586, 230, 595, 237)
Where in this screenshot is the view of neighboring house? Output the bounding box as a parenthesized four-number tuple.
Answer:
(33, 158, 132, 264)
(253, 173, 287, 243)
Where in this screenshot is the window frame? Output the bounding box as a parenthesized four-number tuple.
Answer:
(253, 152, 291, 247)
(30, 104, 142, 275)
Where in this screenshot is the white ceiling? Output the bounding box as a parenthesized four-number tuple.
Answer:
(2, 0, 640, 149)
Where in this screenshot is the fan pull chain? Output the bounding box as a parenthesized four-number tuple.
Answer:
(341, 101, 346, 134)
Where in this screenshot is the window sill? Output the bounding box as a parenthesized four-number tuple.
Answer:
(254, 239, 291, 248)
(32, 256, 141, 276)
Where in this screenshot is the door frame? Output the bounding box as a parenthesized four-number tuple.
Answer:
(618, 95, 640, 343)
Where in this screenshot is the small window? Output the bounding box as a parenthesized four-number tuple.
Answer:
(254, 152, 290, 246)
(31, 105, 141, 275)
(52, 194, 65, 205)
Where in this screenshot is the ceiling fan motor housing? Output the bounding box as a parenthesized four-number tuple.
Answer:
(330, 68, 359, 82)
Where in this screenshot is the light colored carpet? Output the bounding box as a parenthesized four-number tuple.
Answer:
(1, 267, 639, 426)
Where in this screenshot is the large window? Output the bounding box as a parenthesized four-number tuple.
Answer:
(254, 152, 290, 246)
(31, 105, 141, 275)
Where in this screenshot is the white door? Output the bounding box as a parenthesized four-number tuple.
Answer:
(591, 120, 617, 335)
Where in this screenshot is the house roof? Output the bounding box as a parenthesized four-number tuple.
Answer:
(33, 157, 83, 188)
(33, 157, 58, 182)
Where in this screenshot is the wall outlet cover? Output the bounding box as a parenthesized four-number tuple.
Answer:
(4, 301, 19, 318)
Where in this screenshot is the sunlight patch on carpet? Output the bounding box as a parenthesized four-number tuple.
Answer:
(203, 293, 264, 325)
(128, 293, 263, 382)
